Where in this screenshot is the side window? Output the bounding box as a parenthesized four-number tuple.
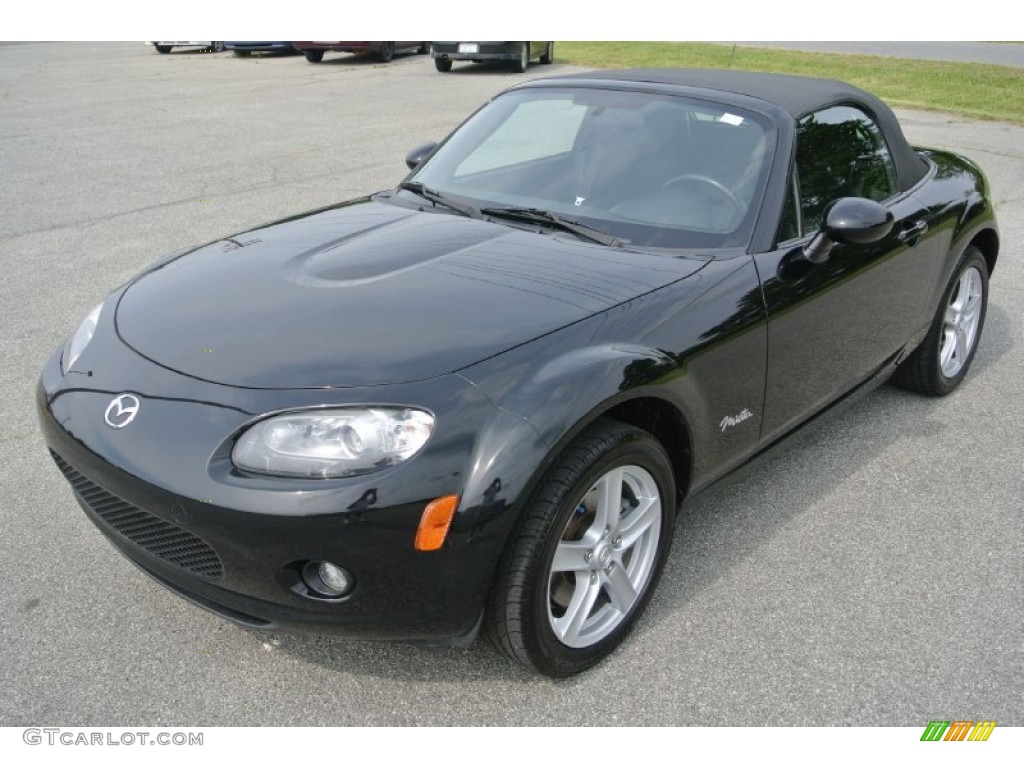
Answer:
(795, 106, 898, 233)
(777, 172, 801, 243)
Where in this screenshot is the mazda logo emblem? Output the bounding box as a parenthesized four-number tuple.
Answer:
(104, 394, 141, 429)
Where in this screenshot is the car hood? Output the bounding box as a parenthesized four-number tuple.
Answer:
(116, 199, 706, 388)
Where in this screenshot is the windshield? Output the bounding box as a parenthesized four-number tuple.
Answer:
(407, 86, 775, 249)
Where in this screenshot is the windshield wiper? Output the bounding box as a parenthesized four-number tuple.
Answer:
(398, 182, 480, 219)
(480, 206, 622, 247)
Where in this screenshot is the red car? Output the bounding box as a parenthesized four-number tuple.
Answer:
(293, 41, 429, 63)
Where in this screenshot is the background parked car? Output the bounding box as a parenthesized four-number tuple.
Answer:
(293, 41, 429, 63)
(223, 42, 297, 57)
(148, 41, 224, 54)
(431, 41, 553, 73)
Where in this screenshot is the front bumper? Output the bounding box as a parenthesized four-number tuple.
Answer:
(37, 341, 509, 644)
(224, 43, 293, 52)
(293, 42, 377, 53)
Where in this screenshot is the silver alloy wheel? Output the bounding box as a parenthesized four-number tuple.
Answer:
(546, 465, 662, 648)
(940, 265, 983, 378)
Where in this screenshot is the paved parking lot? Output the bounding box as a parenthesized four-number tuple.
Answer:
(1, 42, 1020, 726)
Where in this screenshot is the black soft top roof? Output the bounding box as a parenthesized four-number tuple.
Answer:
(537, 68, 929, 191)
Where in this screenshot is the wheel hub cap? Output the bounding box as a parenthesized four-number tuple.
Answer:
(546, 465, 663, 649)
(594, 543, 613, 570)
(939, 265, 983, 379)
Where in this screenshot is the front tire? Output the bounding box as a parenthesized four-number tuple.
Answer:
(304, 50, 324, 63)
(893, 245, 989, 395)
(487, 419, 676, 677)
(154, 44, 172, 54)
(378, 42, 395, 62)
(540, 42, 554, 64)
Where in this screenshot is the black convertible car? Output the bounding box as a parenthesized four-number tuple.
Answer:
(39, 70, 998, 677)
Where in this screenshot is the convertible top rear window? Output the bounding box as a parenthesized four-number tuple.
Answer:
(409, 88, 775, 249)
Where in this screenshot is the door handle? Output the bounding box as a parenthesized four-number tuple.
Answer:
(897, 219, 929, 244)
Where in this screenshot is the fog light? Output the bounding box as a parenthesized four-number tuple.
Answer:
(301, 560, 353, 598)
(318, 562, 350, 593)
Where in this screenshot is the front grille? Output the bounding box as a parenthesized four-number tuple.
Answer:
(50, 450, 224, 580)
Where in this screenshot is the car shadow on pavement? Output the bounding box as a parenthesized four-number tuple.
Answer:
(310, 54, 426, 67)
(159, 49, 225, 56)
(438, 63, 551, 77)
(240, 621, 541, 683)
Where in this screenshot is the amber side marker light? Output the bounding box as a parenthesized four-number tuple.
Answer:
(415, 495, 459, 551)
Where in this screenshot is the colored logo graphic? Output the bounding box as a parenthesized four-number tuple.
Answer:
(920, 721, 997, 741)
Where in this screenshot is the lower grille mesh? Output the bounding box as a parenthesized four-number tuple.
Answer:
(50, 451, 223, 580)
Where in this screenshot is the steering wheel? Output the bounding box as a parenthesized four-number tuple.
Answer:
(661, 173, 743, 209)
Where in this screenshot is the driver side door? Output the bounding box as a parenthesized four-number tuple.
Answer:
(753, 105, 941, 443)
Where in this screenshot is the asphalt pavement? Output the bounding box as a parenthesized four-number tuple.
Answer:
(0, 42, 1020, 726)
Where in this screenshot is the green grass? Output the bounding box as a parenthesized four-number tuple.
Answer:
(556, 42, 1024, 125)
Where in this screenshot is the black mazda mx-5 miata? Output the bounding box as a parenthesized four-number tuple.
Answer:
(38, 69, 999, 677)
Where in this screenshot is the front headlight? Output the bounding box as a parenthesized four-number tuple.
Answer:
(232, 407, 435, 478)
(61, 302, 103, 374)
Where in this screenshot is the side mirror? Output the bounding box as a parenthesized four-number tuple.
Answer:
(802, 197, 894, 264)
(405, 141, 438, 171)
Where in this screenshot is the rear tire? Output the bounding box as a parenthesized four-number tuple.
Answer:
(893, 245, 989, 395)
(487, 418, 676, 677)
(378, 42, 395, 62)
(154, 44, 171, 54)
(304, 50, 324, 63)
(540, 42, 554, 64)
(419, 42, 431, 55)
(511, 43, 529, 73)
(211, 42, 225, 53)
(434, 57, 452, 72)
